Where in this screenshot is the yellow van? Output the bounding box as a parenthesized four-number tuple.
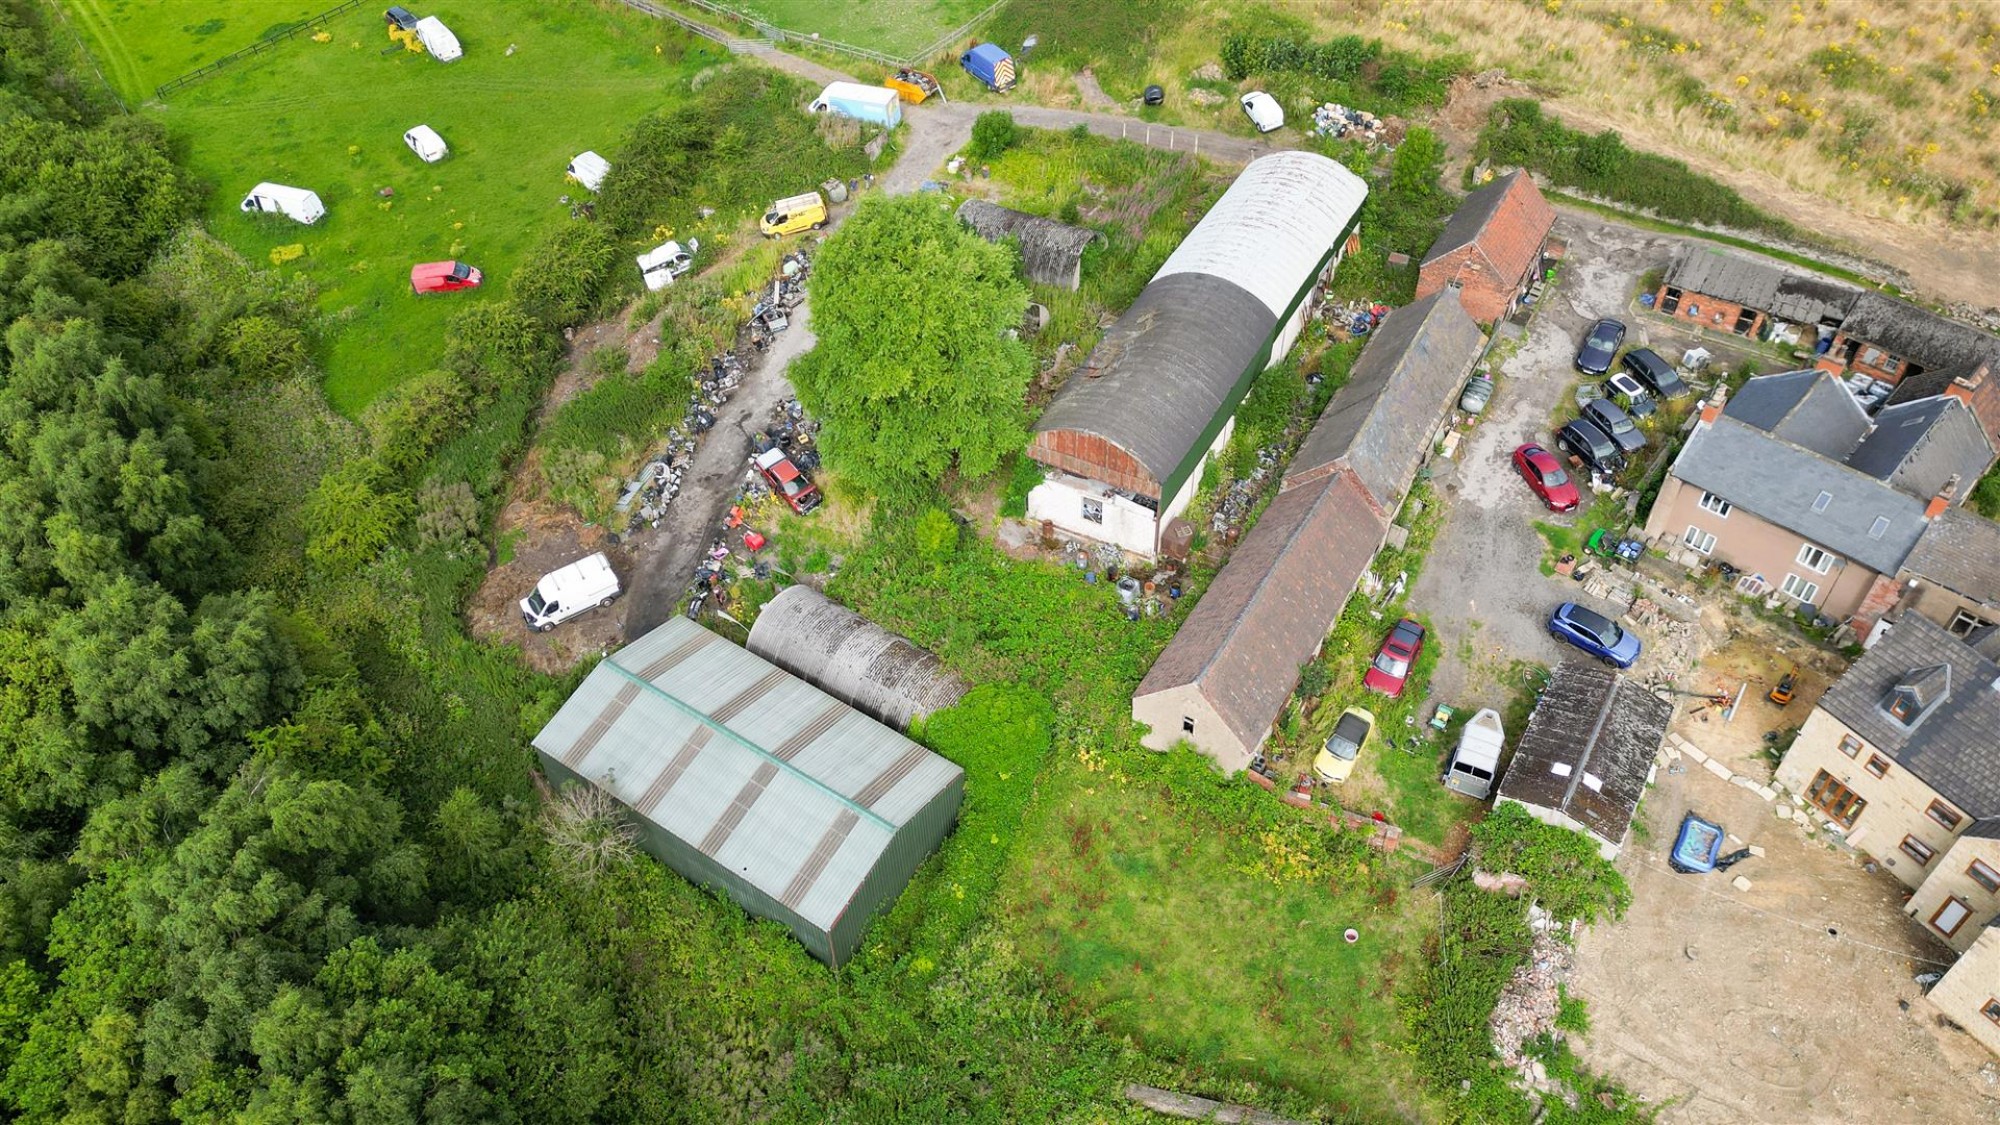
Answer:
(760, 191, 828, 238)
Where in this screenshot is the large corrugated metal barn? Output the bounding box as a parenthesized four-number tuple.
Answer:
(1025, 150, 1369, 556)
(531, 617, 965, 966)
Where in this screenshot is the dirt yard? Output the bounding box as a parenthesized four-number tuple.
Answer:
(1566, 634, 2000, 1123)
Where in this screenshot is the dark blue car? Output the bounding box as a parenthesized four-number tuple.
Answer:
(1548, 602, 1642, 668)
(1574, 318, 1626, 376)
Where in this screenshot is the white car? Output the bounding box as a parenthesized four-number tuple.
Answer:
(1240, 91, 1285, 133)
(520, 553, 620, 632)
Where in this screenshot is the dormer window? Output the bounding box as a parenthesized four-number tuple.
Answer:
(1888, 693, 1919, 723)
(1883, 664, 1951, 728)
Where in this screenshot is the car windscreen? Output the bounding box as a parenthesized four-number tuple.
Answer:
(525, 591, 548, 615)
(780, 477, 806, 495)
(1372, 652, 1410, 677)
(1542, 463, 1570, 486)
(1586, 329, 1618, 350)
(450, 262, 470, 279)
(1329, 715, 1369, 758)
(1591, 405, 1634, 433)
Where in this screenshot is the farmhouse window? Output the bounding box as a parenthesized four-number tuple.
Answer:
(1984, 998, 2000, 1025)
(1865, 754, 1891, 778)
(1838, 734, 1862, 758)
(1899, 836, 1935, 865)
(1969, 860, 2000, 894)
(1927, 800, 1964, 832)
(1182, 716, 1194, 734)
(1931, 896, 1972, 937)
(1806, 770, 1866, 829)
(1698, 492, 1732, 517)
(1780, 573, 1819, 605)
(1949, 609, 1991, 637)
(1661, 287, 1682, 314)
(1796, 544, 1834, 574)
(1683, 526, 1716, 555)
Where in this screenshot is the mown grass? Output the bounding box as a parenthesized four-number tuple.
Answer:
(150, 1, 727, 413)
(56, 0, 330, 106)
(725, 0, 992, 58)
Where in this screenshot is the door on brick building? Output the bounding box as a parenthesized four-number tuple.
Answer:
(1734, 308, 1757, 335)
(1660, 287, 1682, 315)
(1807, 769, 1866, 828)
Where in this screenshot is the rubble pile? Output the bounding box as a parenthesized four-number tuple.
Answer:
(1310, 102, 1391, 143)
(1489, 906, 1579, 1096)
(1210, 449, 1279, 534)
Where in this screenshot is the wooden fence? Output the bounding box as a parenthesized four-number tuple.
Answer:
(155, 0, 366, 100)
(641, 0, 1004, 69)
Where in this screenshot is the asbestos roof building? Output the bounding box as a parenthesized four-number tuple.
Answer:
(955, 198, 1104, 291)
(746, 585, 966, 730)
(1494, 660, 1673, 859)
(1660, 248, 1859, 325)
(1286, 289, 1486, 512)
(531, 618, 965, 966)
(1030, 151, 1368, 510)
(1841, 292, 2000, 385)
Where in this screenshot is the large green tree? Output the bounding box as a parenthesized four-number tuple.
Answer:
(789, 194, 1035, 501)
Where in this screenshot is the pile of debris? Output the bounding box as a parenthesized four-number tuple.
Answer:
(1210, 449, 1279, 534)
(1489, 904, 1577, 1073)
(1310, 102, 1393, 144)
(1624, 601, 1702, 677)
(749, 249, 811, 348)
(1324, 299, 1388, 341)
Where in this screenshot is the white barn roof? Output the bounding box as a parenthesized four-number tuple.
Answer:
(1152, 150, 1368, 319)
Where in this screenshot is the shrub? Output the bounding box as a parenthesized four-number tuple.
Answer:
(364, 369, 476, 478)
(220, 314, 309, 384)
(304, 459, 410, 572)
(998, 455, 1043, 518)
(968, 111, 1020, 161)
(507, 223, 618, 331)
(1472, 802, 1631, 923)
(415, 480, 481, 549)
(444, 300, 561, 396)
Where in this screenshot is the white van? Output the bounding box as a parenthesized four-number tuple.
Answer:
(1239, 91, 1285, 133)
(520, 552, 620, 632)
(415, 16, 462, 62)
(567, 151, 611, 193)
(404, 124, 448, 163)
(240, 183, 326, 225)
(1444, 707, 1505, 800)
(637, 238, 698, 290)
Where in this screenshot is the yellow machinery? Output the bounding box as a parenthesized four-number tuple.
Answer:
(385, 6, 423, 52)
(884, 68, 943, 104)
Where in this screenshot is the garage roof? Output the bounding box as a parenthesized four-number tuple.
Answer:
(1496, 660, 1672, 855)
(531, 618, 963, 933)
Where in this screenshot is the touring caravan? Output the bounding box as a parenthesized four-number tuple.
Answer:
(403, 124, 448, 163)
(567, 151, 611, 193)
(414, 16, 461, 61)
(1443, 707, 1505, 800)
(240, 183, 326, 225)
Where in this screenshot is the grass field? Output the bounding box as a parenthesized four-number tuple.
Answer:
(724, 0, 990, 58)
(55, 0, 331, 105)
(98, 2, 727, 413)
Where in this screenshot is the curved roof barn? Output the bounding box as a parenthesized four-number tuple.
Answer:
(1030, 152, 1368, 504)
(746, 586, 966, 729)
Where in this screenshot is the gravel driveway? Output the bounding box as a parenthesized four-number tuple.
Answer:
(1410, 216, 1680, 709)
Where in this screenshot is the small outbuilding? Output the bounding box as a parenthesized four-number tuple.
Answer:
(239, 182, 325, 225)
(531, 617, 965, 967)
(568, 151, 611, 193)
(403, 124, 448, 163)
(1416, 170, 1555, 324)
(809, 81, 903, 128)
(955, 199, 1104, 291)
(1493, 660, 1672, 860)
(746, 586, 966, 729)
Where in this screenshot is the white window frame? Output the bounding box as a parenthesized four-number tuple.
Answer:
(1796, 543, 1834, 574)
(1683, 525, 1716, 555)
(1869, 516, 1891, 540)
(1948, 609, 1989, 637)
(1697, 491, 1732, 517)
(1780, 573, 1820, 605)
(1812, 491, 1832, 513)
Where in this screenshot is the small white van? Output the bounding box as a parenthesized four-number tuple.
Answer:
(567, 151, 611, 193)
(1239, 91, 1285, 133)
(520, 552, 620, 632)
(404, 124, 448, 163)
(415, 16, 462, 62)
(240, 183, 326, 225)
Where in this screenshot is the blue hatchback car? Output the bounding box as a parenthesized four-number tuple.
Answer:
(1548, 602, 1642, 668)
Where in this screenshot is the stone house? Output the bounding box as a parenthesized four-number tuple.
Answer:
(1906, 830, 2000, 954)
(1882, 507, 2000, 639)
(1415, 170, 1556, 324)
(1645, 370, 1995, 622)
(1924, 923, 2000, 1055)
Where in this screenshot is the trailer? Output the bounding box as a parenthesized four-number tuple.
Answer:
(809, 81, 902, 128)
(1443, 707, 1505, 800)
(884, 68, 943, 104)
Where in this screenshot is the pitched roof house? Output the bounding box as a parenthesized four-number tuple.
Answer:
(1133, 291, 1486, 771)
(1494, 660, 1673, 859)
(1895, 508, 2000, 637)
(1415, 170, 1556, 324)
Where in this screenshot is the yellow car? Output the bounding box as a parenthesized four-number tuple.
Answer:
(1312, 706, 1376, 785)
(760, 191, 828, 238)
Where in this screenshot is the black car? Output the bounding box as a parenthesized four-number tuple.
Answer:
(1581, 397, 1646, 454)
(1621, 348, 1690, 399)
(1575, 318, 1626, 376)
(1557, 417, 1625, 475)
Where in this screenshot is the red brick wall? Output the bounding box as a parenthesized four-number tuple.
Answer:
(1654, 287, 1764, 337)
(1829, 333, 1911, 383)
(1417, 246, 1515, 323)
(1850, 571, 1907, 639)
(1943, 363, 2000, 449)
(1028, 429, 1159, 496)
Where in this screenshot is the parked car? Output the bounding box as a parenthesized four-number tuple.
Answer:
(1459, 373, 1494, 414)
(755, 447, 820, 514)
(1556, 417, 1626, 475)
(1313, 706, 1376, 784)
(1581, 397, 1646, 454)
(1621, 347, 1691, 399)
(1363, 618, 1426, 698)
(1511, 443, 1580, 512)
(520, 553, 619, 632)
(410, 260, 481, 294)
(1606, 371, 1657, 417)
(1574, 318, 1626, 375)
(1547, 602, 1642, 667)
(1239, 91, 1285, 133)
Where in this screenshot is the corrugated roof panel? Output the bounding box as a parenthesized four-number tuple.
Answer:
(1153, 151, 1367, 319)
(795, 821, 893, 928)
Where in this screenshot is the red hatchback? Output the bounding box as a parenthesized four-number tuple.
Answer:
(410, 260, 482, 294)
(1512, 443, 1581, 513)
(1363, 618, 1425, 698)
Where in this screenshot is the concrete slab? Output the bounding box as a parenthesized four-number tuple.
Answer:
(1731, 875, 1753, 892)
(1703, 758, 1734, 781)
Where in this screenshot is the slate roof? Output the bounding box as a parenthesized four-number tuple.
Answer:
(1841, 292, 2000, 381)
(1845, 396, 1996, 500)
(1495, 660, 1673, 855)
(1133, 470, 1386, 751)
(1817, 611, 2000, 815)
(955, 199, 1103, 290)
(1661, 248, 1859, 324)
(1671, 416, 1930, 574)
(1900, 508, 2000, 610)
(531, 619, 964, 936)
(1420, 170, 1555, 281)
(1964, 817, 2000, 841)
(1286, 289, 1486, 511)
(1724, 369, 1870, 459)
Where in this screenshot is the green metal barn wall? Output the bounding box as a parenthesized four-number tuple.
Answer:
(537, 750, 964, 968)
(1154, 219, 1359, 508)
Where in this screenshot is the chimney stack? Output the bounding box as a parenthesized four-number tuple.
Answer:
(1698, 386, 1726, 426)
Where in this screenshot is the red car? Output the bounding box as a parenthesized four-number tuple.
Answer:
(1363, 617, 1425, 698)
(754, 447, 820, 514)
(1512, 442, 1581, 513)
(410, 260, 482, 294)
